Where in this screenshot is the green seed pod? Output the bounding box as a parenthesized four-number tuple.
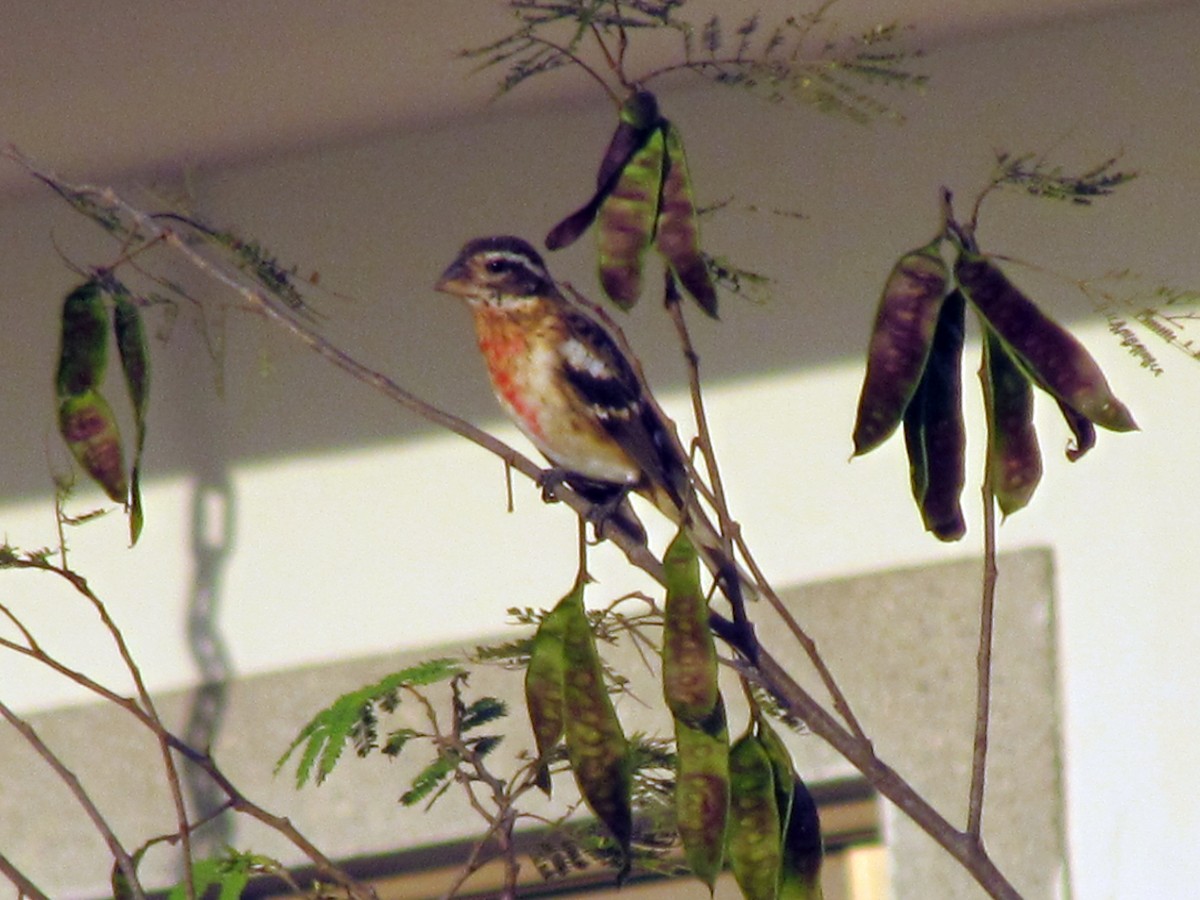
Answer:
(56, 279, 109, 397)
(955, 251, 1137, 432)
(674, 700, 730, 891)
(727, 730, 782, 900)
(655, 122, 718, 318)
(902, 290, 967, 541)
(756, 720, 824, 900)
(662, 529, 720, 724)
(596, 124, 666, 309)
(853, 240, 950, 455)
(58, 390, 128, 503)
(546, 90, 661, 251)
(599, 90, 661, 189)
(560, 585, 632, 868)
(983, 328, 1042, 517)
(524, 592, 574, 795)
(113, 289, 150, 543)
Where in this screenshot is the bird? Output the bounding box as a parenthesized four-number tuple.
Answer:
(435, 234, 752, 604)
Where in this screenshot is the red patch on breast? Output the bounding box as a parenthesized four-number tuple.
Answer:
(476, 313, 545, 440)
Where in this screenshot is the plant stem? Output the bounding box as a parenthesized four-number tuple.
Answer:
(0, 700, 145, 900)
(710, 616, 1022, 900)
(969, 362, 1002, 840)
(0, 852, 51, 900)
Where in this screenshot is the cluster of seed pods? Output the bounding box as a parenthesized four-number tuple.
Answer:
(727, 713, 825, 900)
(663, 531, 824, 897)
(525, 580, 633, 875)
(545, 89, 718, 318)
(852, 215, 1137, 539)
(55, 277, 150, 543)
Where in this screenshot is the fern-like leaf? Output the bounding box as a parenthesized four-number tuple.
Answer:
(460, 696, 508, 733)
(990, 151, 1137, 204)
(276, 657, 463, 787)
(400, 749, 461, 807)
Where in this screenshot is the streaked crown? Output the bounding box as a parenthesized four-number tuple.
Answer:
(435, 235, 556, 303)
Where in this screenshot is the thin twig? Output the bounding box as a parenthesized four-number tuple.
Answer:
(1, 563, 376, 900)
(663, 274, 868, 742)
(969, 359, 1001, 840)
(0, 852, 52, 900)
(0, 700, 145, 899)
(59, 557, 196, 899)
(710, 616, 1022, 900)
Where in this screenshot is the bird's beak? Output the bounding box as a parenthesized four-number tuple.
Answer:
(434, 258, 471, 297)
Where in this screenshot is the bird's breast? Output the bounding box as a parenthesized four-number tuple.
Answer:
(471, 307, 640, 485)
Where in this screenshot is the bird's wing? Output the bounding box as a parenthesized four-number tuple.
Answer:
(558, 306, 690, 513)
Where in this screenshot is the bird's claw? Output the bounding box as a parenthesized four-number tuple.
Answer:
(537, 467, 570, 503)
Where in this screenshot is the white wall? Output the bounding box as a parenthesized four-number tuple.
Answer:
(2, 4, 1198, 897)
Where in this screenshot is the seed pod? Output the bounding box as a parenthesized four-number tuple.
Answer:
(662, 529, 719, 724)
(853, 239, 950, 455)
(757, 720, 824, 900)
(902, 290, 967, 541)
(58, 390, 128, 503)
(560, 584, 632, 868)
(727, 730, 782, 900)
(983, 328, 1042, 517)
(674, 700, 730, 891)
(113, 289, 150, 543)
(56, 279, 109, 397)
(1056, 397, 1096, 462)
(777, 777, 824, 899)
(524, 592, 574, 795)
(955, 251, 1137, 432)
(546, 90, 661, 251)
(655, 122, 718, 318)
(596, 124, 666, 309)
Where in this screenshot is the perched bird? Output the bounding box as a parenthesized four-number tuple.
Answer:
(435, 234, 750, 602)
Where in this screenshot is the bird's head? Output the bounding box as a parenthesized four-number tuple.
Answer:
(435, 235, 556, 306)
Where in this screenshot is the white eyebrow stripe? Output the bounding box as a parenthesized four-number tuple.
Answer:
(484, 250, 549, 280)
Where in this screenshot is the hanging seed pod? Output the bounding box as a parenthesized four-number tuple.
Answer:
(757, 720, 824, 900)
(655, 122, 718, 318)
(853, 239, 950, 455)
(56, 279, 109, 397)
(674, 700, 730, 891)
(727, 730, 782, 900)
(777, 777, 825, 899)
(524, 592, 574, 795)
(113, 288, 150, 543)
(662, 529, 720, 724)
(58, 390, 128, 503)
(596, 125, 666, 309)
(560, 585, 632, 869)
(955, 251, 1137, 432)
(902, 290, 967, 541)
(546, 90, 661, 251)
(1056, 397, 1096, 462)
(983, 328, 1042, 517)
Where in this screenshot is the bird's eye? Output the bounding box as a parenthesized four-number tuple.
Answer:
(485, 258, 514, 274)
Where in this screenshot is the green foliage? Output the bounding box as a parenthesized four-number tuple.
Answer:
(464, 0, 925, 125)
(400, 749, 462, 808)
(166, 849, 280, 900)
(675, 7, 926, 123)
(276, 657, 463, 787)
(989, 151, 1137, 205)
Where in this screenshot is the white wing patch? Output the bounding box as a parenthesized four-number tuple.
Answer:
(561, 337, 613, 380)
